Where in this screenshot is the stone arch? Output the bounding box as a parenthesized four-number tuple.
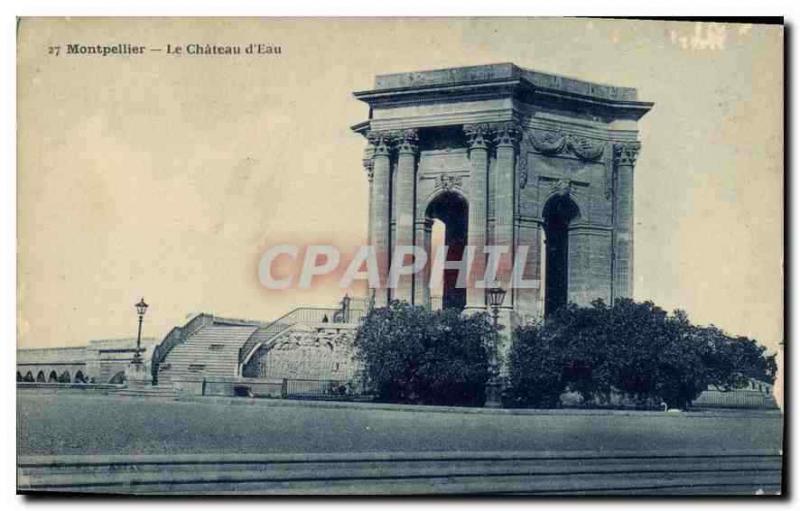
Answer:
(24, 371, 34, 382)
(542, 194, 581, 316)
(109, 371, 126, 384)
(74, 370, 85, 383)
(58, 371, 71, 383)
(16, 372, 22, 382)
(424, 190, 469, 310)
(423, 184, 468, 214)
(36, 371, 46, 382)
(48, 370, 58, 383)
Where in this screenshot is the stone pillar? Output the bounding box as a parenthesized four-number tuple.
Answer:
(394, 129, 419, 303)
(414, 219, 432, 308)
(515, 219, 542, 321)
(464, 124, 492, 310)
(125, 362, 151, 388)
(567, 224, 592, 306)
(613, 142, 639, 300)
(363, 146, 375, 247)
(368, 131, 394, 307)
(493, 122, 521, 298)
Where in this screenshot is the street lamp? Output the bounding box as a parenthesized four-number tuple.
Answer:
(132, 298, 148, 364)
(485, 287, 506, 408)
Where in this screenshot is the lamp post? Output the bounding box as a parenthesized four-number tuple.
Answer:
(485, 287, 506, 408)
(132, 298, 148, 365)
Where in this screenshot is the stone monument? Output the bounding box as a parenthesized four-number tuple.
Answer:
(352, 63, 653, 371)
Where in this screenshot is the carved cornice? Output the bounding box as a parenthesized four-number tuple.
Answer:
(396, 128, 419, 155)
(539, 175, 589, 202)
(434, 173, 463, 192)
(528, 129, 605, 161)
(613, 142, 641, 167)
(463, 123, 494, 150)
(550, 178, 573, 197)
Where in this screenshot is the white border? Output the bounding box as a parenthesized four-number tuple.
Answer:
(2, 2, 794, 510)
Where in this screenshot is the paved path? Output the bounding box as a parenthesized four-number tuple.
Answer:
(17, 391, 782, 456)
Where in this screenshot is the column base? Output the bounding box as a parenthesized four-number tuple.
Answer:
(125, 361, 151, 387)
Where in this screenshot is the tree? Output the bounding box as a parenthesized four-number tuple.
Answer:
(692, 324, 777, 391)
(508, 299, 776, 409)
(354, 301, 492, 406)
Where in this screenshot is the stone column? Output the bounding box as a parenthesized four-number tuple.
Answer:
(414, 219, 433, 308)
(393, 129, 419, 303)
(515, 219, 542, 321)
(613, 142, 639, 300)
(493, 122, 521, 298)
(363, 148, 375, 247)
(362, 158, 376, 304)
(464, 124, 492, 310)
(567, 224, 591, 306)
(368, 131, 394, 307)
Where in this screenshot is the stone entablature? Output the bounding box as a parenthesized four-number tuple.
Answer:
(368, 63, 639, 102)
(354, 64, 651, 127)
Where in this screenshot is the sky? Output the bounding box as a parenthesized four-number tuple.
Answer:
(17, 18, 783, 353)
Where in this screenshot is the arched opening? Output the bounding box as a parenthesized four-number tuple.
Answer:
(74, 370, 85, 383)
(109, 371, 126, 384)
(36, 371, 46, 382)
(58, 371, 71, 383)
(426, 191, 468, 311)
(24, 371, 34, 382)
(16, 372, 22, 382)
(543, 194, 580, 317)
(48, 371, 58, 383)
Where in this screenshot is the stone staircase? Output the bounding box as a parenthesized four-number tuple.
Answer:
(152, 297, 369, 386)
(113, 385, 178, 399)
(157, 322, 259, 383)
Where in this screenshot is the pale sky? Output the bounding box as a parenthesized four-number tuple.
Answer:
(17, 18, 783, 353)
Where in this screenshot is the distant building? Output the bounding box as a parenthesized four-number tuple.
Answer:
(17, 337, 158, 384)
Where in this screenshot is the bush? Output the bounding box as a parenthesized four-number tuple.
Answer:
(508, 299, 776, 409)
(507, 323, 564, 408)
(354, 301, 492, 406)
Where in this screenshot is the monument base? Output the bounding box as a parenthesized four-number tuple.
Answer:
(125, 362, 151, 387)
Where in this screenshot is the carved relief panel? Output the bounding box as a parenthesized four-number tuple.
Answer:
(256, 326, 358, 381)
(518, 128, 613, 226)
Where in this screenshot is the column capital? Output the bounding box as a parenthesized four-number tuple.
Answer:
(613, 142, 641, 167)
(367, 130, 395, 156)
(463, 123, 494, 151)
(396, 128, 419, 155)
(492, 121, 522, 148)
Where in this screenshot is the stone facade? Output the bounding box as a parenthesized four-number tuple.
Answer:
(17, 337, 158, 383)
(352, 64, 652, 374)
